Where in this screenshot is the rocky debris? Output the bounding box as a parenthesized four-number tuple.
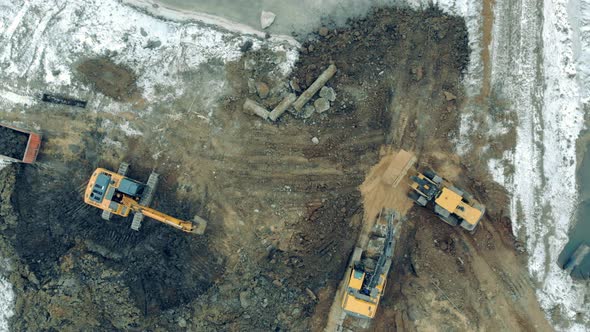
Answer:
(319, 27, 329, 37)
(314, 97, 330, 113)
(247, 79, 257, 94)
(293, 64, 337, 112)
(255, 82, 270, 99)
(319, 86, 336, 102)
(302, 104, 315, 119)
(144, 39, 162, 49)
(289, 79, 301, 93)
(240, 291, 252, 308)
(140, 27, 148, 37)
(260, 11, 276, 29)
(311, 137, 319, 144)
(240, 40, 253, 52)
(443, 90, 457, 101)
(412, 66, 424, 81)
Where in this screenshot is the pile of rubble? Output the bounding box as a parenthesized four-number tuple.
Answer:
(243, 64, 338, 122)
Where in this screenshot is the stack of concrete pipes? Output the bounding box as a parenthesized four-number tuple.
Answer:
(243, 64, 337, 121)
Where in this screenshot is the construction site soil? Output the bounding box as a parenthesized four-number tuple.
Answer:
(0, 6, 553, 332)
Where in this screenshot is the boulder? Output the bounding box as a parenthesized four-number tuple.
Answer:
(255, 82, 270, 99)
(314, 97, 330, 113)
(319, 86, 336, 102)
(260, 11, 276, 29)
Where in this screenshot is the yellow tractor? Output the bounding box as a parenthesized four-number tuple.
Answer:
(341, 210, 397, 319)
(84, 163, 206, 234)
(408, 169, 484, 231)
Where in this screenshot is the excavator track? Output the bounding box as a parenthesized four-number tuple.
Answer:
(131, 172, 159, 231)
(117, 162, 129, 176)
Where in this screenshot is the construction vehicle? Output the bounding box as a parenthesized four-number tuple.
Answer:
(0, 123, 42, 163)
(408, 169, 485, 231)
(84, 163, 206, 234)
(341, 210, 398, 319)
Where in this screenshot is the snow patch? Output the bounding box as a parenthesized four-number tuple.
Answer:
(119, 122, 143, 137)
(0, 89, 35, 105)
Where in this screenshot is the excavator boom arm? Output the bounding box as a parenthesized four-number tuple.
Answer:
(122, 196, 194, 233)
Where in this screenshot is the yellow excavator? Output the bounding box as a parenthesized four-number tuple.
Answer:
(341, 210, 397, 319)
(84, 163, 206, 234)
(408, 168, 485, 231)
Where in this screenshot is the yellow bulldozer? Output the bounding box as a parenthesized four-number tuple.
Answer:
(84, 163, 206, 234)
(408, 168, 485, 231)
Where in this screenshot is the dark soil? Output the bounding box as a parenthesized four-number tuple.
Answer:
(77, 58, 141, 102)
(0, 126, 28, 160)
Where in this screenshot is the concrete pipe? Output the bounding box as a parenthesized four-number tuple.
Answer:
(269, 93, 296, 121)
(293, 64, 337, 112)
(243, 98, 270, 120)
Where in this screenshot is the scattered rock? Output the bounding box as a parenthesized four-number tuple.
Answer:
(178, 318, 187, 328)
(240, 40, 253, 52)
(144, 39, 162, 49)
(260, 11, 276, 29)
(289, 79, 301, 93)
(311, 137, 319, 144)
(140, 28, 148, 37)
(314, 97, 330, 113)
(239, 291, 251, 308)
(305, 288, 318, 302)
(319, 86, 336, 102)
(413, 66, 424, 81)
(302, 104, 315, 118)
(319, 27, 329, 37)
(443, 91, 457, 101)
(247, 79, 256, 94)
(255, 82, 270, 99)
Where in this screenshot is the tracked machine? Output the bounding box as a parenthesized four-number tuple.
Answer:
(84, 163, 206, 234)
(341, 210, 398, 321)
(408, 168, 485, 231)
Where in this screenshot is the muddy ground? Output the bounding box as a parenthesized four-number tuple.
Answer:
(0, 6, 553, 332)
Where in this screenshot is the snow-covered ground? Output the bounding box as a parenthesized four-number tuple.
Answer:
(0, 0, 297, 106)
(432, 0, 589, 329)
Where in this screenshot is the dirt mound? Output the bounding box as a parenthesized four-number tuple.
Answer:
(77, 58, 141, 102)
(0, 126, 28, 160)
(360, 149, 416, 222)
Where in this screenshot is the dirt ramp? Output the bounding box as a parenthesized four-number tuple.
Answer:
(360, 149, 416, 222)
(77, 58, 142, 102)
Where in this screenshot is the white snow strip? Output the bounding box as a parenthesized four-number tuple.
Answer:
(0, 275, 14, 332)
(0, 90, 35, 105)
(122, 0, 301, 47)
(119, 122, 143, 137)
(2, 0, 29, 40)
